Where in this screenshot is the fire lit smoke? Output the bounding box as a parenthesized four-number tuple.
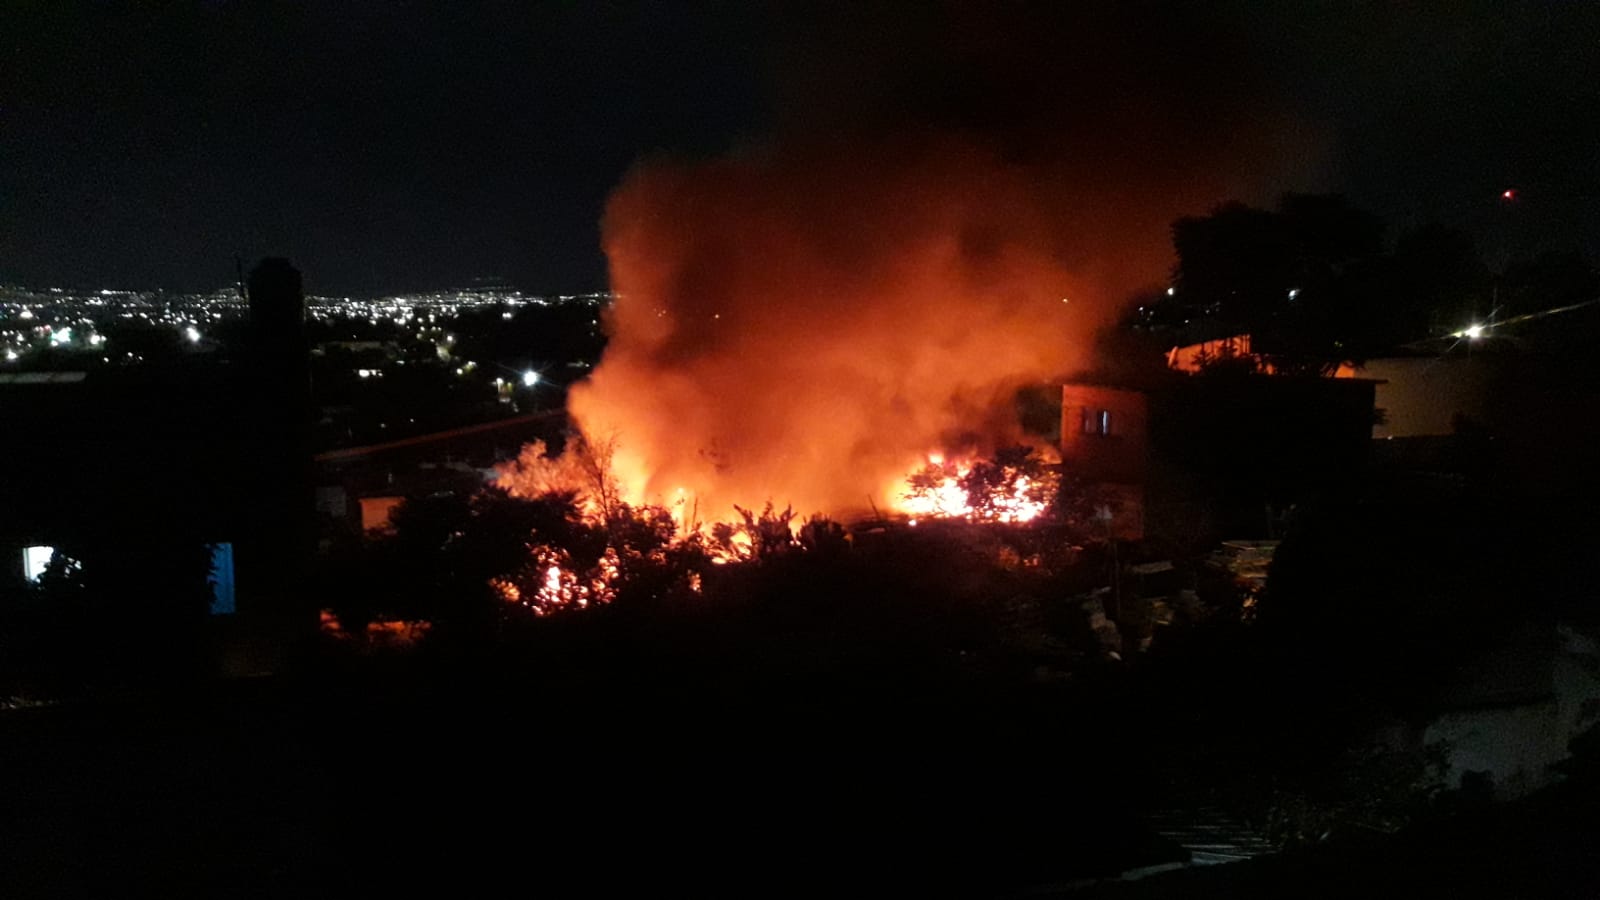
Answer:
(564, 6, 1302, 521)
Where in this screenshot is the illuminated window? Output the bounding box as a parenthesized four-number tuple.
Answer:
(1082, 408, 1112, 436)
(207, 543, 236, 615)
(23, 545, 55, 582)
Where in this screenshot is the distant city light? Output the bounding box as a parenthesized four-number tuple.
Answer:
(522, 370, 539, 387)
(0, 285, 618, 378)
(357, 368, 375, 378)
(1462, 323, 1485, 339)
(1166, 287, 1176, 296)
(1287, 288, 1300, 300)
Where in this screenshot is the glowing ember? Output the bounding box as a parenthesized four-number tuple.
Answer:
(500, 544, 622, 616)
(540, 561, 570, 608)
(491, 578, 521, 603)
(318, 609, 431, 647)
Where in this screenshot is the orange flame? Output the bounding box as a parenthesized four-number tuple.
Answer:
(892, 454, 1054, 524)
(567, 140, 1184, 521)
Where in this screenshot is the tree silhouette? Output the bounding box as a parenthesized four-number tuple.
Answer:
(1169, 194, 1399, 373)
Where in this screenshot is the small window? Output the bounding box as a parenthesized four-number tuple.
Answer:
(1081, 408, 1112, 436)
(207, 542, 236, 615)
(23, 545, 55, 582)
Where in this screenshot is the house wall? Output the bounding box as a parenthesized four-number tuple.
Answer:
(1061, 384, 1148, 484)
(1061, 384, 1148, 540)
(359, 496, 405, 532)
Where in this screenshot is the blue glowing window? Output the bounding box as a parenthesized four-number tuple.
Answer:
(207, 543, 236, 615)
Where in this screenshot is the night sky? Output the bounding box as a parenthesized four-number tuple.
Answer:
(5, 2, 1598, 295)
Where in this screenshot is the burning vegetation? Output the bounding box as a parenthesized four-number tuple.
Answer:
(466, 434, 1096, 622)
(901, 448, 1060, 525)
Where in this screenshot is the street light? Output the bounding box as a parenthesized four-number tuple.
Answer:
(522, 370, 540, 387)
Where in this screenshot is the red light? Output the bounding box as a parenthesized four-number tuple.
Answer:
(1501, 189, 1516, 201)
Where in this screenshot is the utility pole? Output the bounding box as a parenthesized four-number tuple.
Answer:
(1100, 504, 1121, 622)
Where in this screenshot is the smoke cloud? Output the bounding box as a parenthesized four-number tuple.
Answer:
(568, 5, 1306, 518)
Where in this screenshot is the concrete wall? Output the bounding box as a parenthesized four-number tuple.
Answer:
(1361, 355, 1499, 438)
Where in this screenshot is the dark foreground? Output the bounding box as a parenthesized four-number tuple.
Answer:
(3, 642, 1598, 898)
(1, 655, 1167, 896)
